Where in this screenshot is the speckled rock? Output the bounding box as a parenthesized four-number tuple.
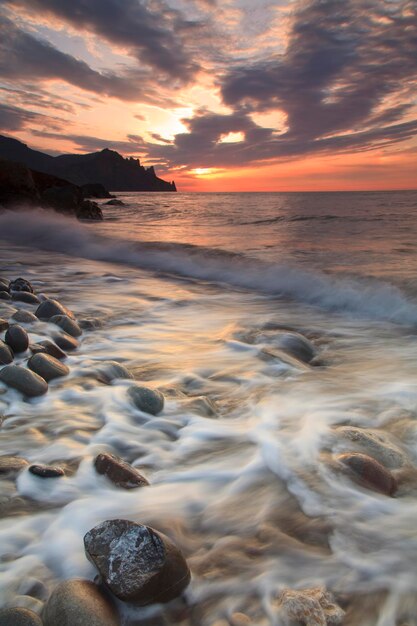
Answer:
(335, 426, 406, 469)
(12, 310, 38, 324)
(337, 452, 397, 496)
(0, 365, 48, 397)
(11, 291, 40, 305)
(5, 324, 29, 353)
(49, 315, 82, 338)
(95, 361, 134, 384)
(0, 339, 13, 364)
(52, 333, 79, 351)
(35, 299, 75, 321)
(84, 520, 191, 605)
(128, 385, 164, 415)
(276, 587, 344, 626)
(0, 317, 9, 331)
(29, 464, 65, 478)
(0, 456, 29, 475)
(9, 278, 34, 293)
(28, 353, 69, 382)
(29, 340, 67, 360)
(94, 453, 149, 489)
(43, 579, 119, 626)
(0, 607, 43, 625)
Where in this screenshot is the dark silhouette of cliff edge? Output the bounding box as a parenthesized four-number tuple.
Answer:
(0, 135, 177, 192)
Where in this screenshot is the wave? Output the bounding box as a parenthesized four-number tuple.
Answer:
(1, 209, 417, 325)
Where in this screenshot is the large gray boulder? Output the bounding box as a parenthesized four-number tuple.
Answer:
(28, 353, 70, 381)
(84, 520, 191, 605)
(35, 299, 75, 321)
(0, 365, 48, 397)
(128, 385, 164, 415)
(0, 607, 43, 625)
(43, 579, 119, 626)
(94, 453, 149, 489)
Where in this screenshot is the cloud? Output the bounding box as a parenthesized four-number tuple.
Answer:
(31, 130, 146, 154)
(0, 102, 64, 132)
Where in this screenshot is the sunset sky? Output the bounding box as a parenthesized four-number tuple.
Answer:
(0, 0, 416, 191)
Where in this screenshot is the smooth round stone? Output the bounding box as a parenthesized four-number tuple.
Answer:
(0, 339, 13, 365)
(9, 278, 34, 293)
(0, 318, 9, 331)
(28, 353, 70, 382)
(0, 365, 48, 397)
(12, 310, 38, 324)
(52, 333, 79, 351)
(43, 579, 119, 626)
(49, 315, 82, 338)
(35, 299, 75, 321)
(5, 324, 29, 353)
(30, 340, 67, 360)
(275, 332, 316, 364)
(11, 291, 40, 304)
(94, 453, 149, 489)
(0, 291, 12, 301)
(95, 361, 134, 384)
(128, 385, 164, 415)
(337, 452, 397, 496)
(0, 607, 43, 625)
(79, 318, 103, 330)
(0, 456, 29, 475)
(84, 520, 191, 605)
(29, 464, 65, 478)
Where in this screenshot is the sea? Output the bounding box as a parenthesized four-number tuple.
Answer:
(1, 190, 417, 625)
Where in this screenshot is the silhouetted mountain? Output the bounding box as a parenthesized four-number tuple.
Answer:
(0, 135, 176, 192)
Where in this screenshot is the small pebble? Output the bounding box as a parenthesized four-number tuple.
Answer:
(29, 464, 65, 478)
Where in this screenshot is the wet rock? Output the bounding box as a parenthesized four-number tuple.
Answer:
(0, 456, 29, 475)
(105, 199, 125, 206)
(52, 333, 79, 351)
(274, 332, 316, 364)
(128, 385, 164, 415)
(95, 361, 134, 384)
(9, 277, 34, 293)
(43, 579, 119, 626)
(35, 299, 75, 321)
(0, 339, 13, 364)
(84, 520, 191, 605)
(0, 607, 43, 625)
(5, 324, 29, 353)
(28, 353, 70, 382)
(30, 340, 67, 360)
(0, 278, 9, 291)
(11, 291, 40, 304)
(49, 314, 82, 337)
(81, 183, 112, 199)
(0, 291, 11, 300)
(12, 310, 38, 324)
(276, 587, 344, 626)
(0, 318, 9, 331)
(335, 426, 406, 469)
(0, 365, 48, 397)
(29, 464, 65, 478)
(94, 453, 149, 489)
(337, 452, 397, 496)
(79, 317, 103, 330)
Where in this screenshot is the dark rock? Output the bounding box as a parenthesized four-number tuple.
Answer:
(5, 324, 29, 353)
(0, 607, 43, 625)
(0, 318, 9, 331)
(9, 277, 34, 293)
(0, 456, 29, 475)
(81, 183, 112, 199)
(52, 333, 79, 351)
(128, 385, 164, 415)
(104, 199, 125, 206)
(79, 317, 103, 330)
(275, 332, 316, 364)
(84, 520, 191, 605)
(0, 277, 9, 291)
(0, 339, 13, 364)
(28, 353, 70, 381)
(77, 199, 103, 221)
(0, 158, 39, 206)
(35, 299, 75, 321)
(0, 291, 11, 301)
(11, 291, 40, 304)
(29, 464, 65, 478)
(0, 365, 48, 397)
(30, 340, 67, 360)
(49, 314, 82, 337)
(42, 579, 119, 626)
(12, 310, 38, 324)
(337, 452, 397, 496)
(94, 453, 149, 489)
(95, 361, 134, 384)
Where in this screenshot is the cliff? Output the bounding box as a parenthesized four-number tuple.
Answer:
(0, 135, 177, 192)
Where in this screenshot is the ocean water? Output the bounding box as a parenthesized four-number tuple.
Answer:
(1, 191, 417, 625)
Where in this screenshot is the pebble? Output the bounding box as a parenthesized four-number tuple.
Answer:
(0, 456, 29, 475)
(0, 339, 13, 365)
(5, 324, 29, 353)
(0, 292, 11, 300)
(337, 452, 397, 496)
(49, 315, 82, 337)
(29, 340, 67, 360)
(9, 278, 34, 293)
(0, 607, 43, 625)
(0, 318, 9, 331)
(277, 587, 344, 626)
(84, 519, 191, 604)
(11, 292, 40, 304)
(128, 384, 164, 415)
(35, 299, 75, 321)
(28, 353, 70, 381)
(274, 332, 317, 364)
(52, 333, 79, 351)
(43, 579, 119, 626)
(79, 317, 103, 330)
(29, 464, 65, 478)
(95, 361, 134, 384)
(94, 452, 149, 489)
(336, 426, 406, 469)
(0, 365, 48, 397)
(12, 310, 38, 324)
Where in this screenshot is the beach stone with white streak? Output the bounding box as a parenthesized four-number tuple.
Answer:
(28, 353, 69, 381)
(0, 339, 13, 364)
(128, 384, 164, 415)
(5, 324, 29, 353)
(94, 453, 149, 489)
(11, 291, 40, 304)
(0, 365, 48, 397)
(30, 340, 67, 360)
(49, 314, 82, 337)
(52, 332, 79, 351)
(35, 299, 75, 321)
(337, 452, 397, 496)
(84, 520, 191, 605)
(0, 607, 43, 625)
(43, 579, 119, 626)
(276, 587, 344, 626)
(12, 310, 38, 324)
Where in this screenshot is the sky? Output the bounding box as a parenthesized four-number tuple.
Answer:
(0, 0, 416, 191)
